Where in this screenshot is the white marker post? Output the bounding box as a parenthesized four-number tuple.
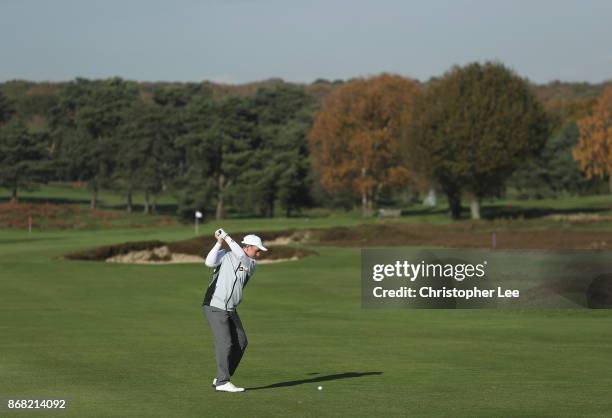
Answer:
(195, 211, 203, 235)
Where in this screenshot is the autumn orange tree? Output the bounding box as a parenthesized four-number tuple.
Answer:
(573, 85, 612, 193)
(307, 74, 420, 217)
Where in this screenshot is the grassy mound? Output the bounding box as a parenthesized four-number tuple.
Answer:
(247, 224, 612, 250)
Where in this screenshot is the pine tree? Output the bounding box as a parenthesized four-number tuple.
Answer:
(0, 121, 48, 201)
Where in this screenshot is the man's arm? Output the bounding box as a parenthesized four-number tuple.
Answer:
(204, 238, 226, 267)
(215, 228, 248, 260)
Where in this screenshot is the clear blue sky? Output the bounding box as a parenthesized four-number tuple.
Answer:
(1, 0, 611, 84)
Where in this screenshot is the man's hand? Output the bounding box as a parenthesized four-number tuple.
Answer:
(214, 228, 228, 240)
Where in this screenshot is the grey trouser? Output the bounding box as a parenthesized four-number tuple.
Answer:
(203, 305, 248, 386)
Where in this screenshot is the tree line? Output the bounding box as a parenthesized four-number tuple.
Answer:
(0, 62, 610, 220)
(1, 78, 316, 219)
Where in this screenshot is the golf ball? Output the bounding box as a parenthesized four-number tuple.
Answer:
(318, 386, 322, 391)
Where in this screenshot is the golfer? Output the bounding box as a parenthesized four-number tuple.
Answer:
(202, 228, 267, 393)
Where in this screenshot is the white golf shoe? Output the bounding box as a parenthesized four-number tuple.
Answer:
(215, 382, 245, 393)
(212, 378, 217, 388)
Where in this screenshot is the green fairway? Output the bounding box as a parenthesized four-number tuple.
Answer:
(2, 226, 612, 417)
(0, 183, 178, 208)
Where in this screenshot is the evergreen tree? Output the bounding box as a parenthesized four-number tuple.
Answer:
(117, 102, 179, 213)
(176, 95, 258, 220)
(0, 121, 49, 201)
(51, 78, 138, 208)
(510, 122, 600, 198)
(0, 91, 15, 124)
(244, 85, 316, 217)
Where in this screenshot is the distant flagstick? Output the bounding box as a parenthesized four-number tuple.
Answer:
(195, 211, 203, 235)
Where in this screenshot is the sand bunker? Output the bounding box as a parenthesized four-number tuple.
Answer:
(64, 239, 316, 264)
(104, 245, 303, 265)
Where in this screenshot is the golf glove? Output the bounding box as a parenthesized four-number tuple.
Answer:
(215, 228, 228, 240)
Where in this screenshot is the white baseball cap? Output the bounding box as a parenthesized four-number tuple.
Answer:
(241, 234, 268, 251)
